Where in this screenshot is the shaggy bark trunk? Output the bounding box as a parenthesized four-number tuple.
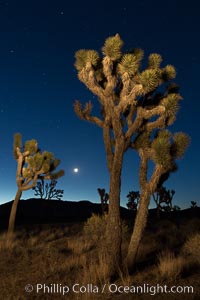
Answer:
(126, 165, 164, 273)
(126, 189, 151, 272)
(105, 140, 124, 279)
(7, 189, 22, 238)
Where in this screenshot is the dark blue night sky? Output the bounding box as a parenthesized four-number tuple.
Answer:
(0, 0, 199, 208)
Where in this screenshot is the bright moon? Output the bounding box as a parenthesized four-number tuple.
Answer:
(73, 168, 79, 173)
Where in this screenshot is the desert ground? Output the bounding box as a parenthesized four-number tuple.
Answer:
(0, 202, 199, 299)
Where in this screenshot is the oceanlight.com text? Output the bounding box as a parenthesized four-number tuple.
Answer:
(108, 283, 194, 295)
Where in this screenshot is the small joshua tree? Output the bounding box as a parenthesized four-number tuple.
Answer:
(8, 133, 64, 237)
(191, 201, 197, 208)
(126, 128, 189, 271)
(126, 191, 140, 211)
(33, 179, 64, 200)
(97, 188, 109, 213)
(153, 186, 175, 218)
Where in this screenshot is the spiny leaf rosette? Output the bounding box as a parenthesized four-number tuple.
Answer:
(14, 133, 64, 190)
(74, 34, 190, 275)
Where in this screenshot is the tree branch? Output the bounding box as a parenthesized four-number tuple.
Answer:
(147, 164, 165, 194)
(142, 105, 165, 119)
(16, 148, 24, 187)
(102, 56, 117, 97)
(144, 115, 166, 132)
(21, 174, 38, 191)
(118, 84, 142, 113)
(125, 107, 144, 140)
(126, 84, 143, 104)
(74, 100, 104, 127)
(78, 63, 105, 103)
(120, 72, 131, 99)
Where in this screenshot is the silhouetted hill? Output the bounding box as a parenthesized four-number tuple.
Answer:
(0, 198, 133, 230)
(0, 198, 199, 230)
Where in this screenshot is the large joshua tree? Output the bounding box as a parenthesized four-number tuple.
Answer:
(8, 133, 64, 237)
(74, 34, 189, 276)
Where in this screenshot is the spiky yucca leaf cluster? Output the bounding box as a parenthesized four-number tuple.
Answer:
(102, 34, 123, 61)
(24, 139, 38, 154)
(39, 152, 53, 174)
(25, 153, 42, 171)
(151, 130, 172, 168)
(74, 49, 87, 71)
(13, 133, 64, 186)
(50, 169, 65, 180)
(150, 130, 190, 169)
(139, 69, 161, 93)
(162, 65, 176, 81)
(148, 53, 163, 69)
(22, 168, 33, 179)
(130, 48, 144, 61)
(134, 132, 151, 150)
(13, 133, 22, 159)
(118, 54, 139, 76)
(52, 158, 61, 170)
(14, 133, 38, 158)
(75, 49, 99, 71)
(172, 132, 190, 158)
(74, 34, 178, 102)
(31, 152, 44, 171)
(161, 93, 181, 118)
(75, 34, 124, 72)
(23, 150, 62, 179)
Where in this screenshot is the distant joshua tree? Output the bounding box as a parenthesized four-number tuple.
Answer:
(191, 201, 197, 208)
(74, 34, 190, 275)
(97, 188, 109, 213)
(126, 191, 140, 211)
(152, 187, 176, 218)
(33, 179, 64, 200)
(8, 133, 64, 238)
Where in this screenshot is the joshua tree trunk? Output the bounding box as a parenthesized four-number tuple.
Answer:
(105, 140, 124, 278)
(8, 188, 22, 238)
(126, 189, 151, 271)
(126, 163, 164, 272)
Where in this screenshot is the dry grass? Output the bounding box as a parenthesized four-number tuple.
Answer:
(0, 214, 199, 299)
(181, 233, 200, 264)
(83, 213, 107, 241)
(157, 250, 185, 281)
(0, 232, 19, 250)
(67, 236, 94, 255)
